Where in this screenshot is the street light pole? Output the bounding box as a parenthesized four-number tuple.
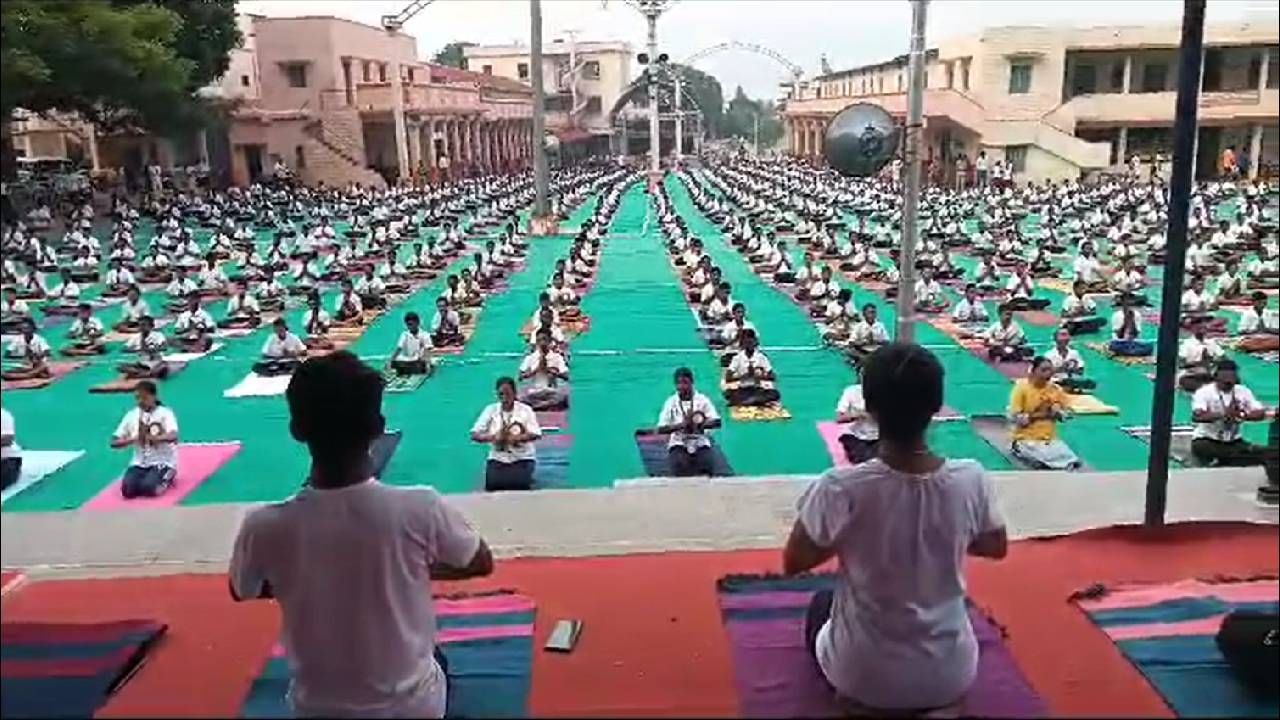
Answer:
(893, 0, 928, 342)
(673, 71, 684, 162)
(646, 11, 661, 175)
(530, 0, 549, 217)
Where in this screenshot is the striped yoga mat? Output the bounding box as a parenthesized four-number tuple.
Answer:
(1074, 577, 1279, 718)
(241, 591, 536, 718)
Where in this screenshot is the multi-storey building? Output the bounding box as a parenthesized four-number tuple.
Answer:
(784, 22, 1278, 183)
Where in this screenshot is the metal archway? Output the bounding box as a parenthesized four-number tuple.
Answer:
(682, 41, 804, 83)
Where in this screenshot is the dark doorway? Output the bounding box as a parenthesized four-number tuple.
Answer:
(244, 144, 265, 183)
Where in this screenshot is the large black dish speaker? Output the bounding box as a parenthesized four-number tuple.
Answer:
(822, 103, 901, 177)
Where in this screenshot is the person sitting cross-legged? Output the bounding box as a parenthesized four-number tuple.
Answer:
(1060, 280, 1106, 335)
(388, 312, 434, 376)
(723, 329, 781, 407)
(1177, 319, 1225, 393)
(782, 342, 1007, 716)
(254, 318, 308, 376)
(64, 302, 107, 355)
(982, 305, 1032, 362)
(653, 367, 723, 476)
(517, 328, 569, 410)
(1235, 291, 1279, 353)
(119, 315, 171, 379)
(1108, 297, 1154, 356)
(230, 351, 493, 718)
(2, 318, 52, 381)
(1190, 359, 1271, 467)
(1044, 327, 1094, 393)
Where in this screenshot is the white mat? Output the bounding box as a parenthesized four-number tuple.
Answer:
(162, 342, 225, 364)
(1, 450, 85, 504)
(216, 327, 256, 339)
(223, 372, 291, 398)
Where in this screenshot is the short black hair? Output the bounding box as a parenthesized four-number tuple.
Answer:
(136, 379, 158, 397)
(287, 351, 385, 463)
(405, 311, 420, 323)
(1215, 358, 1239, 374)
(495, 376, 516, 392)
(1030, 355, 1053, 371)
(674, 366, 694, 382)
(862, 343, 944, 445)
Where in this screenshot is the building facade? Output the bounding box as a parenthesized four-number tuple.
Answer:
(784, 22, 1279, 183)
(464, 39, 632, 158)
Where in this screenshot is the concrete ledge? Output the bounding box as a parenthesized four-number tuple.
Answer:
(1, 467, 1274, 581)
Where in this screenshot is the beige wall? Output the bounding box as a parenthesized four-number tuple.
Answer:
(465, 42, 630, 132)
(216, 14, 261, 101)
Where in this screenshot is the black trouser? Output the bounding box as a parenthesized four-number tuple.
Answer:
(253, 358, 300, 376)
(390, 359, 428, 376)
(669, 446, 715, 476)
(839, 435, 878, 465)
(485, 459, 535, 492)
(1006, 297, 1050, 311)
(121, 465, 176, 499)
(0, 457, 21, 491)
(725, 386, 781, 407)
(988, 345, 1032, 362)
(1059, 376, 1096, 393)
(1064, 316, 1106, 335)
(1191, 438, 1269, 467)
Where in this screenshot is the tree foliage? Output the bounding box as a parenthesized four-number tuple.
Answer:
(1, 0, 240, 133)
(721, 86, 784, 150)
(669, 64, 724, 138)
(433, 41, 476, 69)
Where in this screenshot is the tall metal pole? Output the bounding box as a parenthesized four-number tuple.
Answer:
(893, 0, 928, 342)
(530, 0, 549, 215)
(391, 58, 410, 185)
(753, 111, 760, 155)
(674, 71, 684, 162)
(1146, 0, 1205, 527)
(645, 12, 661, 174)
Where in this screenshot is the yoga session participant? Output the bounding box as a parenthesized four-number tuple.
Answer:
(1177, 320, 1225, 393)
(115, 285, 151, 332)
(1236, 291, 1280, 352)
(104, 259, 136, 295)
(651, 366, 723, 476)
(1003, 261, 1050, 311)
(221, 283, 262, 329)
(0, 407, 19, 492)
(1072, 241, 1108, 293)
(848, 304, 889, 362)
(108, 380, 179, 499)
(1190, 359, 1271, 467)
(526, 307, 566, 352)
(430, 297, 465, 348)
(389, 312, 433, 376)
(230, 350, 493, 718)
(951, 283, 990, 325)
(355, 267, 388, 310)
(1108, 297, 1153, 356)
(2, 318, 52, 381)
(913, 269, 949, 313)
(517, 328, 569, 410)
(64, 302, 107, 355)
(300, 293, 334, 351)
(471, 376, 542, 492)
(982, 305, 1032, 362)
(255, 318, 308, 376)
(1, 287, 32, 334)
(119, 315, 170, 379)
(724, 328, 781, 407)
(1044, 327, 1094, 393)
(172, 295, 217, 352)
(1008, 357, 1081, 470)
(334, 279, 365, 326)
(821, 290, 854, 344)
(783, 342, 1007, 715)
(45, 268, 82, 313)
(834, 377, 879, 465)
(1060, 280, 1106, 335)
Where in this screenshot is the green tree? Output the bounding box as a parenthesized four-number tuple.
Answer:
(722, 86, 783, 150)
(669, 64, 723, 138)
(433, 41, 476, 69)
(1, 0, 239, 133)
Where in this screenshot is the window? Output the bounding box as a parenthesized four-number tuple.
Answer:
(283, 62, 308, 88)
(240, 74, 250, 87)
(945, 62, 954, 89)
(482, 64, 493, 75)
(378, 63, 387, 83)
(544, 95, 571, 112)
(897, 72, 904, 92)
(878, 76, 884, 93)
(1006, 145, 1028, 173)
(295, 145, 306, 169)
(1246, 56, 1261, 89)
(1140, 63, 1167, 92)
(1110, 61, 1125, 92)
(517, 62, 529, 80)
(1072, 64, 1097, 95)
(585, 95, 602, 113)
(1269, 47, 1280, 89)
(583, 60, 600, 80)
(961, 58, 970, 91)
(405, 67, 414, 83)
(1008, 61, 1032, 94)
(362, 62, 372, 82)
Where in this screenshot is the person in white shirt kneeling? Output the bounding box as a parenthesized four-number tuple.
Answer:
(783, 342, 1007, 715)
(109, 381, 179, 498)
(230, 351, 493, 718)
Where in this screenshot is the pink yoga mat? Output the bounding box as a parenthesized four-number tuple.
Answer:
(1075, 578, 1278, 612)
(81, 442, 241, 511)
(817, 410, 963, 467)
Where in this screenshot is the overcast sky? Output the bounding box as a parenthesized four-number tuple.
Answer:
(238, 0, 1271, 98)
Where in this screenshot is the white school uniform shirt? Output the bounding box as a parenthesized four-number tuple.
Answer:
(1111, 310, 1143, 337)
(1073, 255, 1101, 283)
(851, 320, 889, 346)
(914, 279, 943, 304)
(1180, 288, 1213, 312)
(728, 349, 773, 384)
(69, 316, 105, 339)
(49, 280, 81, 300)
(227, 294, 260, 316)
(106, 267, 136, 286)
(1238, 306, 1279, 334)
(797, 459, 1004, 709)
(120, 298, 150, 322)
(1191, 383, 1262, 443)
(1113, 269, 1144, 293)
(952, 298, 989, 322)
(1061, 294, 1096, 316)
(1178, 336, 1223, 366)
(471, 402, 541, 464)
(3, 298, 31, 317)
(7, 334, 51, 359)
(262, 332, 306, 358)
(174, 308, 216, 334)
(230, 481, 480, 719)
(1005, 274, 1035, 299)
(113, 406, 179, 469)
(301, 309, 331, 338)
(658, 391, 720, 452)
(548, 286, 577, 305)
(335, 292, 364, 316)
(0, 408, 18, 461)
(1045, 345, 1084, 375)
(984, 320, 1025, 345)
(518, 350, 567, 390)
(167, 277, 198, 297)
(395, 329, 433, 362)
(836, 385, 878, 441)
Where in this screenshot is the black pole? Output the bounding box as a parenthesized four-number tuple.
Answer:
(1145, 0, 1205, 526)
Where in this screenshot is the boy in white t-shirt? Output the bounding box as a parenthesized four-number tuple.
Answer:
(231, 352, 492, 718)
(109, 381, 179, 498)
(1189, 359, 1269, 467)
(784, 342, 1007, 713)
(1, 407, 20, 491)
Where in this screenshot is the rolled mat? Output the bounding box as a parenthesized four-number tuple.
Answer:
(0, 361, 87, 391)
(716, 573, 1047, 718)
(1, 619, 168, 719)
(729, 403, 793, 422)
(1073, 577, 1279, 718)
(88, 363, 188, 394)
(1064, 394, 1119, 416)
(0, 450, 85, 505)
(240, 591, 535, 719)
(80, 442, 241, 510)
(161, 342, 224, 364)
(1122, 425, 1200, 467)
(224, 372, 292, 399)
(635, 433, 734, 477)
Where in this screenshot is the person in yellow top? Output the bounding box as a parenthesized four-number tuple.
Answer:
(1007, 357, 1082, 470)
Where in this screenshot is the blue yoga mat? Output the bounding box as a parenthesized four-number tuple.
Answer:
(635, 434, 734, 477)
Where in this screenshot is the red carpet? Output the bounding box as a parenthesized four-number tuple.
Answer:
(0, 522, 1275, 718)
